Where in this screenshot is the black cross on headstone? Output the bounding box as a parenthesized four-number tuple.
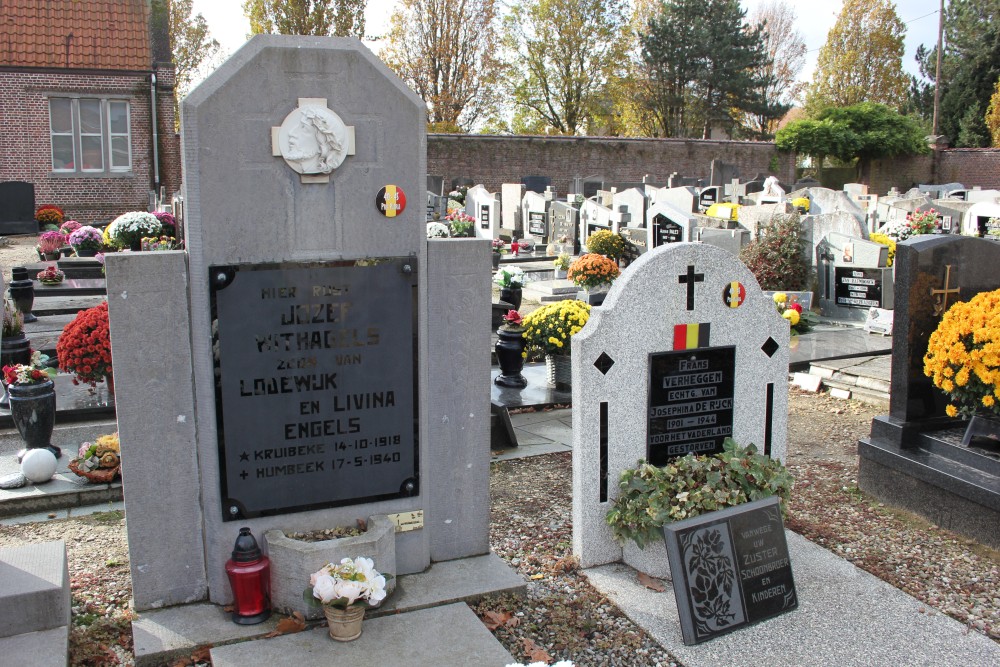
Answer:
(240, 470, 248, 480)
(678, 264, 704, 311)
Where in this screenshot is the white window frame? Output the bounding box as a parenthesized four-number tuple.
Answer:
(48, 97, 132, 175)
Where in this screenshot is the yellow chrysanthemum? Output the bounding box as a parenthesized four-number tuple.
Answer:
(773, 292, 787, 304)
(984, 395, 996, 408)
(782, 309, 800, 326)
(945, 404, 958, 417)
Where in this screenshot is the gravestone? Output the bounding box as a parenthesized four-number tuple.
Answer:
(965, 188, 1000, 204)
(572, 242, 789, 576)
(698, 186, 720, 211)
(427, 175, 444, 196)
(522, 189, 548, 244)
(917, 182, 964, 200)
(736, 202, 794, 239)
(500, 183, 524, 235)
(105, 37, 492, 614)
(801, 211, 867, 278)
(651, 186, 697, 213)
(612, 187, 646, 229)
(0, 181, 37, 234)
(647, 201, 696, 247)
(697, 227, 750, 255)
(843, 183, 867, 197)
(522, 175, 550, 194)
(549, 200, 580, 254)
(465, 184, 498, 240)
(709, 159, 739, 187)
(859, 235, 1000, 549)
(962, 200, 1000, 236)
(816, 232, 892, 321)
(580, 198, 615, 246)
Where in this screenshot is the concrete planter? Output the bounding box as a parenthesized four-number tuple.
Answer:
(264, 515, 396, 619)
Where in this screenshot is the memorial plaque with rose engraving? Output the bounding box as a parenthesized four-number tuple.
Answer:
(210, 259, 418, 520)
(663, 496, 797, 645)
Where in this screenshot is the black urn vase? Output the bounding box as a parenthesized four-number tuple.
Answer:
(499, 287, 522, 311)
(8, 267, 37, 323)
(0, 332, 32, 409)
(9, 379, 60, 458)
(494, 328, 528, 389)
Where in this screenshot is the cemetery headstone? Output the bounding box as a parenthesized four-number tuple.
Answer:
(501, 183, 524, 234)
(647, 201, 696, 248)
(0, 181, 36, 234)
(651, 186, 698, 213)
(522, 190, 548, 244)
(572, 242, 789, 575)
(522, 175, 551, 194)
(709, 159, 739, 187)
(104, 36, 492, 612)
(664, 495, 797, 645)
(816, 232, 892, 321)
(465, 184, 498, 240)
(548, 200, 580, 254)
(962, 200, 1000, 236)
(698, 186, 720, 211)
(697, 227, 750, 255)
(427, 175, 444, 196)
(964, 188, 1000, 204)
(580, 198, 614, 246)
(612, 187, 647, 229)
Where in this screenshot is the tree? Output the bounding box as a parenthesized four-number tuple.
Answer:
(777, 103, 929, 182)
(985, 77, 1000, 146)
(504, 0, 630, 135)
(638, 0, 778, 139)
(745, 0, 806, 138)
(243, 0, 365, 38)
(934, 1, 1000, 146)
(807, 0, 908, 112)
(169, 0, 222, 128)
(382, 0, 506, 132)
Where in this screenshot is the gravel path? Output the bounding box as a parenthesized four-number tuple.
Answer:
(0, 389, 997, 666)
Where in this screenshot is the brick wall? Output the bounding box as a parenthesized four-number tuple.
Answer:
(427, 134, 796, 194)
(0, 68, 179, 225)
(935, 149, 1000, 189)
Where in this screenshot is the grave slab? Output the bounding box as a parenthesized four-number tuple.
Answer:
(210, 604, 514, 667)
(0, 627, 68, 667)
(0, 541, 69, 638)
(584, 531, 1000, 667)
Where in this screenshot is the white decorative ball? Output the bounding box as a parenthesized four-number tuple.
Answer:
(21, 449, 58, 483)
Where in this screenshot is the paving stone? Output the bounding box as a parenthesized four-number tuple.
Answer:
(0, 626, 68, 667)
(0, 541, 69, 638)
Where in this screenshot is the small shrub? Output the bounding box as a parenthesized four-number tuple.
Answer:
(605, 439, 794, 549)
(585, 229, 625, 261)
(739, 214, 810, 291)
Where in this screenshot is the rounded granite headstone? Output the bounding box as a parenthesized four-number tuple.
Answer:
(21, 449, 57, 483)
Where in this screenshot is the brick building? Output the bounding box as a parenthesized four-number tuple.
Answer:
(0, 0, 180, 225)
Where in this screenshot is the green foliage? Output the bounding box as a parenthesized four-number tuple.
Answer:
(806, 0, 908, 112)
(169, 0, 222, 120)
(505, 0, 630, 135)
(739, 213, 810, 291)
(605, 439, 794, 549)
(638, 0, 779, 138)
(585, 229, 625, 261)
(775, 118, 860, 163)
(243, 0, 365, 38)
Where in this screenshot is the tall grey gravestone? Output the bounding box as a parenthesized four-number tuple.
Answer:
(105, 37, 491, 611)
(572, 243, 789, 576)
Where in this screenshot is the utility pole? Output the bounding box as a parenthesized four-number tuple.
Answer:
(932, 0, 944, 136)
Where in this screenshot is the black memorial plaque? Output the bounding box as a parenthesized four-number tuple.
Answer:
(648, 347, 735, 465)
(835, 267, 883, 308)
(480, 204, 490, 229)
(550, 205, 579, 252)
(528, 211, 546, 237)
(653, 214, 683, 247)
(210, 259, 418, 521)
(663, 496, 797, 645)
(619, 227, 648, 266)
(699, 186, 719, 210)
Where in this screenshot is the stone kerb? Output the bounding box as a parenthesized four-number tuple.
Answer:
(571, 242, 789, 574)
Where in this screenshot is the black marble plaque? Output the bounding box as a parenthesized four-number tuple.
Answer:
(549, 203, 579, 252)
(648, 346, 735, 465)
(699, 186, 719, 210)
(210, 259, 418, 520)
(834, 267, 883, 308)
(619, 227, 648, 266)
(528, 211, 546, 237)
(653, 214, 683, 247)
(480, 204, 490, 229)
(663, 496, 797, 645)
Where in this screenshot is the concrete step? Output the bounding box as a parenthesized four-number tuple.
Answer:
(211, 603, 514, 667)
(133, 552, 525, 667)
(0, 541, 71, 667)
(522, 279, 579, 303)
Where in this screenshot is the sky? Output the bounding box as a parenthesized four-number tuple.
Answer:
(190, 0, 943, 89)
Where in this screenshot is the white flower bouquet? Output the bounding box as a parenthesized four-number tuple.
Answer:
(306, 556, 388, 609)
(494, 266, 525, 288)
(107, 211, 162, 248)
(427, 221, 450, 239)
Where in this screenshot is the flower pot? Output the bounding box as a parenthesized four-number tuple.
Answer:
(0, 333, 32, 409)
(577, 287, 608, 306)
(42, 251, 60, 261)
(324, 604, 365, 641)
(494, 328, 527, 388)
(7, 278, 37, 323)
(9, 380, 59, 458)
(546, 354, 572, 391)
(554, 268, 568, 280)
(38, 279, 64, 287)
(499, 287, 522, 311)
(129, 239, 142, 252)
(491, 253, 501, 269)
(75, 247, 98, 258)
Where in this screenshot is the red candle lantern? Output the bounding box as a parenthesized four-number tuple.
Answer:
(225, 527, 272, 624)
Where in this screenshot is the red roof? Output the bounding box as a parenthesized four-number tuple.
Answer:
(0, 0, 151, 70)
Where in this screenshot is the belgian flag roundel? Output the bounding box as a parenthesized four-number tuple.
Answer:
(723, 281, 746, 308)
(375, 185, 406, 217)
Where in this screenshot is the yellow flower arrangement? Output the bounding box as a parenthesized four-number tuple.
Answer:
(585, 229, 625, 261)
(924, 289, 1000, 419)
(521, 299, 591, 357)
(869, 232, 896, 267)
(567, 253, 620, 290)
(791, 197, 810, 212)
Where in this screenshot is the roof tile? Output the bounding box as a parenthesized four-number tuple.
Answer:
(0, 0, 151, 70)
